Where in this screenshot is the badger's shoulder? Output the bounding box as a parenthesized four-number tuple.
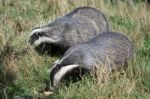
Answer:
(66, 7, 109, 32)
(89, 32, 132, 43)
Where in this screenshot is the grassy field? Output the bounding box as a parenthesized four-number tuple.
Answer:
(0, 0, 150, 99)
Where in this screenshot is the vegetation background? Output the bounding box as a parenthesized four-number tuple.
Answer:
(0, 0, 150, 99)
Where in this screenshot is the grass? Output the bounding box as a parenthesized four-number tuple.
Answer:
(0, 0, 150, 98)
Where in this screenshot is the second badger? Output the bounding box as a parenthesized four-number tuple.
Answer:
(47, 32, 134, 91)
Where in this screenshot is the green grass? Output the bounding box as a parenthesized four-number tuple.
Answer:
(0, 0, 150, 99)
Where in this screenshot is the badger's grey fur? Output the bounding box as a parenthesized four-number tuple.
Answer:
(48, 32, 133, 91)
(28, 7, 109, 55)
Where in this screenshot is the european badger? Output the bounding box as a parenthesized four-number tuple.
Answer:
(48, 32, 133, 91)
(28, 7, 109, 55)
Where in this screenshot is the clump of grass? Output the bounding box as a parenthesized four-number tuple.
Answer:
(138, 34, 150, 57)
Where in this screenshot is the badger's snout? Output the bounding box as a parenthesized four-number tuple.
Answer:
(28, 27, 45, 45)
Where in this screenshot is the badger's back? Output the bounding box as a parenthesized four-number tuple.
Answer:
(88, 32, 133, 69)
(67, 7, 109, 33)
(63, 7, 109, 46)
(62, 32, 133, 71)
(89, 32, 133, 59)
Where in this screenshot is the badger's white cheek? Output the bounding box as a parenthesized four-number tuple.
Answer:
(33, 37, 42, 46)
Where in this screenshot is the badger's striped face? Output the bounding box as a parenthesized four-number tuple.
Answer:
(28, 25, 64, 47)
(49, 60, 79, 91)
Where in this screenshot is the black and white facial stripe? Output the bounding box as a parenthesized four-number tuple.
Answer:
(49, 59, 79, 91)
(28, 27, 61, 47)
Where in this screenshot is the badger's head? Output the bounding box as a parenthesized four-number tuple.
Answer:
(48, 59, 80, 91)
(28, 17, 75, 54)
(28, 26, 62, 47)
(28, 17, 76, 55)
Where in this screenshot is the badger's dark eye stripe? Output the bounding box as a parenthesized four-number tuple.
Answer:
(53, 64, 80, 84)
(50, 65, 58, 86)
(29, 27, 51, 40)
(49, 60, 61, 86)
(37, 32, 46, 37)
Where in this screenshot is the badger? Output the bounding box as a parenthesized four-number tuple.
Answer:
(47, 32, 133, 92)
(28, 7, 109, 55)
